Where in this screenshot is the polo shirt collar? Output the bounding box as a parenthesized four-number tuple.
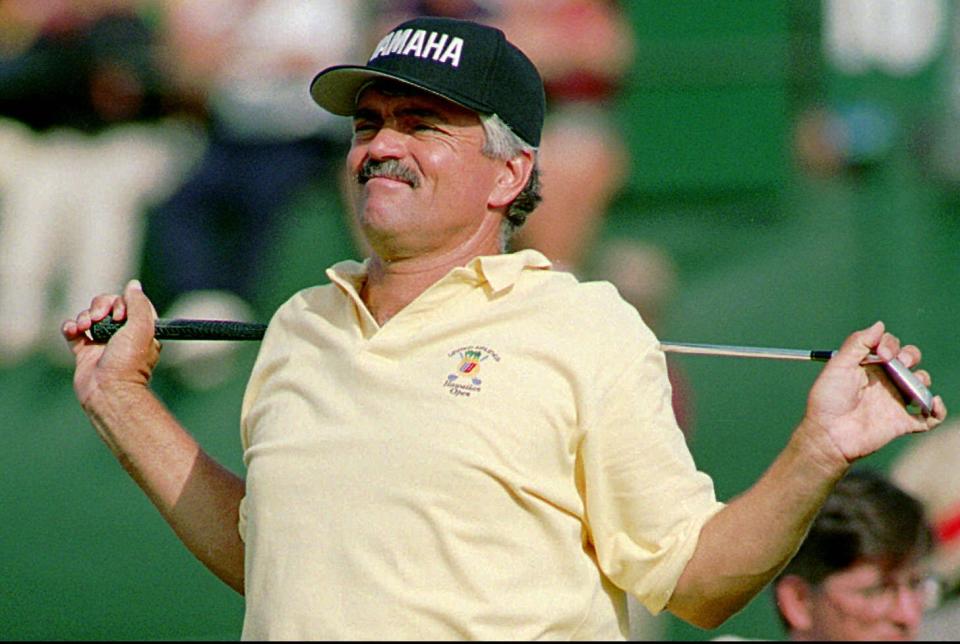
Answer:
(468, 249, 553, 293)
(326, 249, 553, 298)
(326, 258, 368, 298)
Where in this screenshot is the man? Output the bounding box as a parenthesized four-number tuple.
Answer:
(61, 16, 946, 640)
(771, 469, 936, 641)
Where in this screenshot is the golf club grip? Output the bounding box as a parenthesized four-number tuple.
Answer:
(90, 318, 267, 342)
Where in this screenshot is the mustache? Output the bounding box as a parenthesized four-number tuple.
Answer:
(357, 159, 421, 188)
(357, 159, 420, 187)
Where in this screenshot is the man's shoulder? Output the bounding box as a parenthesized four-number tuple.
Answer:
(264, 282, 346, 333)
(277, 283, 340, 311)
(524, 270, 645, 326)
(520, 266, 627, 303)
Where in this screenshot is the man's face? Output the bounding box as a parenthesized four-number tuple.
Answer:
(345, 82, 504, 260)
(802, 560, 933, 641)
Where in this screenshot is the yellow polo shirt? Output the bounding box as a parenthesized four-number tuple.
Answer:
(238, 249, 723, 640)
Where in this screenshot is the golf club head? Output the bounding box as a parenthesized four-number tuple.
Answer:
(882, 358, 935, 416)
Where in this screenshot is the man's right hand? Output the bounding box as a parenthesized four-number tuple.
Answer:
(60, 280, 247, 593)
(61, 279, 160, 407)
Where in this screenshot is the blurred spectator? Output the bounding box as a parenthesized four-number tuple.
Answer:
(142, 0, 362, 388)
(371, 0, 496, 27)
(145, 0, 361, 314)
(770, 468, 936, 641)
(891, 419, 960, 641)
(0, 0, 202, 366)
(793, 101, 899, 178)
(493, 0, 634, 273)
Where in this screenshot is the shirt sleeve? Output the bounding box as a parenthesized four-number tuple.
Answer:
(580, 340, 725, 614)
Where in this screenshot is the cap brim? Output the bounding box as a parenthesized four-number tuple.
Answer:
(309, 65, 486, 117)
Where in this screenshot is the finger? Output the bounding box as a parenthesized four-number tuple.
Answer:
(89, 293, 125, 324)
(75, 309, 93, 333)
(124, 279, 156, 318)
(931, 396, 948, 423)
(914, 395, 949, 428)
(833, 320, 884, 368)
(875, 331, 902, 362)
(61, 318, 80, 341)
(62, 319, 94, 356)
(910, 368, 931, 387)
(896, 344, 921, 369)
(120, 279, 156, 336)
(75, 294, 122, 334)
(923, 396, 947, 429)
(109, 298, 126, 323)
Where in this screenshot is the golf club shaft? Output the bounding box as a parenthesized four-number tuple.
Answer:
(661, 341, 934, 415)
(87, 319, 934, 414)
(659, 341, 884, 365)
(89, 321, 874, 361)
(85, 320, 892, 366)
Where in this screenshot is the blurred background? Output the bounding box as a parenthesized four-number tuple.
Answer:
(1, 0, 958, 640)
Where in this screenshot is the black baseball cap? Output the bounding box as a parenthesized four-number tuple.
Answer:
(309, 16, 545, 147)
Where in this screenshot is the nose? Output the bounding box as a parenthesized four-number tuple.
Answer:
(365, 125, 407, 161)
(888, 584, 925, 631)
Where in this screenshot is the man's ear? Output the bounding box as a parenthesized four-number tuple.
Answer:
(488, 150, 534, 209)
(775, 575, 816, 634)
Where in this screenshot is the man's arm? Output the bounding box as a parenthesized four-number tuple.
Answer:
(666, 321, 947, 629)
(63, 280, 246, 594)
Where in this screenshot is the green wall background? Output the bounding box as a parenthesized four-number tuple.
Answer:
(3, 2, 959, 640)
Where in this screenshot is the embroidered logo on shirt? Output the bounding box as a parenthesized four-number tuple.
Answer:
(444, 345, 500, 397)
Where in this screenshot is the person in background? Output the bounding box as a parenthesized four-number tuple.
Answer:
(769, 468, 936, 641)
(892, 419, 960, 641)
(141, 0, 362, 388)
(0, 0, 201, 366)
(492, 0, 634, 273)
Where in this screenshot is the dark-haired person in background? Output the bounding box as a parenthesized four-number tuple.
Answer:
(771, 469, 937, 641)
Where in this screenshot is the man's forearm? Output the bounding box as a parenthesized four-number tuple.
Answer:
(667, 418, 849, 629)
(84, 383, 246, 593)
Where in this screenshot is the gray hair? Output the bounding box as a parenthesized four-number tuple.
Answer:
(479, 113, 542, 246)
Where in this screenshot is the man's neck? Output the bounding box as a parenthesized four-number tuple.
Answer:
(357, 209, 506, 325)
(361, 241, 501, 326)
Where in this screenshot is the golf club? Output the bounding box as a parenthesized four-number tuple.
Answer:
(660, 341, 935, 416)
(87, 318, 936, 415)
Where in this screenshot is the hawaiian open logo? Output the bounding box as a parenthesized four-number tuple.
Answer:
(444, 345, 501, 397)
